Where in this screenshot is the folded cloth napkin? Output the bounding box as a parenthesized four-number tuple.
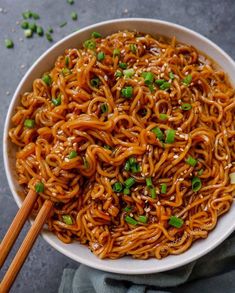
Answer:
(59, 233, 235, 293)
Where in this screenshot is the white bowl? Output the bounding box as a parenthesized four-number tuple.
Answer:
(4, 18, 235, 275)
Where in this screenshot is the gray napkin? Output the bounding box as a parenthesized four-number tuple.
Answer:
(59, 233, 235, 293)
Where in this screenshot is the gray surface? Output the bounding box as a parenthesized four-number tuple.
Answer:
(0, 0, 234, 292)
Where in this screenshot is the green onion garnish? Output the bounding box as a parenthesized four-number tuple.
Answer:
(91, 31, 102, 38)
(22, 11, 32, 19)
(160, 82, 171, 90)
(155, 79, 165, 86)
(169, 216, 184, 228)
(47, 26, 53, 33)
(71, 11, 78, 21)
(5, 39, 14, 49)
(151, 127, 164, 141)
(83, 39, 96, 50)
(68, 150, 77, 159)
(28, 23, 37, 32)
(100, 103, 108, 113)
(185, 156, 197, 167)
(229, 172, 235, 184)
(198, 169, 204, 176)
(104, 145, 112, 150)
(138, 215, 148, 223)
(181, 103, 192, 111)
(169, 72, 175, 79)
(24, 119, 35, 128)
(130, 44, 137, 53)
(150, 188, 156, 198)
(24, 29, 33, 38)
(129, 157, 136, 165)
(165, 129, 176, 144)
(112, 182, 123, 193)
(67, 0, 74, 4)
(59, 21, 67, 28)
(83, 157, 89, 169)
(123, 68, 135, 78)
(31, 12, 40, 20)
(131, 163, 140, 173)
(192, 176, 202, 192)
(65, 56, 70, 67)
(115, 70, 122, 78)
(124, 160, 130, 171)
(123, 188, 131, 195)
(52, 96, 61, 106)
(61, 68, 71, 76)
(62, 215, 73, 225)
(46, 32, 53, 42)
(160, 183, 167, 194)
(90, 77, 100, 87)
(113, 48, 120, 57)
(121, 86, 133, 98)
(35, 182, 44, 193)
(125, 216, 138, 225)
(146, 177, 153, 187)
(119, 62, 127, 69)
(97, 51, 105, 61)
(182, 74, 192, 86)
(21, 21, 29, 29)
(148, 84, 155, 93)
(124, 177, 136, 188)
(124, 206, 132, 212)
(36, 26, 44, 36)
(142, 72, 154, 85)
(159, 113, 168, 120)
(42, 74, 52, 86)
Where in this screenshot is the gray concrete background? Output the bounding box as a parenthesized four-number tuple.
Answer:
(0, 0, 234, 292)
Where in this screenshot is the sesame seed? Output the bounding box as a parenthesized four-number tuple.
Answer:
(157, 201, 161, 206)
(173, 154, 179, 159)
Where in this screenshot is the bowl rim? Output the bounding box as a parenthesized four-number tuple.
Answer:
(3, 18, 235, 275)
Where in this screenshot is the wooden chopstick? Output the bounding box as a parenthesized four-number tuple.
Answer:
(0, 199, 53, 292)
(0, 190, 38, 268)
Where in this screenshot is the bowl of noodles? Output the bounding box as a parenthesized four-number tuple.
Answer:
(4, 18, 235, 274)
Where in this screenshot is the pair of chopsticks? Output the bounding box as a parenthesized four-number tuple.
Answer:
(0, 190, 53, 292)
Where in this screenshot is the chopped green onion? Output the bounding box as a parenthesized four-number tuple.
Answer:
(123, 188, 131, 195)
(52, 96, 61, 106)
(90, 77, 100, 87)
(24, 29, 33, 38)
(67, 0, 74, 4)
(121, 86, 133, 98)
(169, 216, 184, 228)
(182, 74, 192, 86)
(124, 206, 132, 212)
(129, 157, 136, 165)
(155, 79, 165, 86)
(119, 62, 127, 69)
(123, 68, 135, 78)
(71, 11, 77, 21)
(103, 145, 112, 150)
(150, 188, 156, 198)
(165, 129, 176, 144)
(124, 177, 135, 188)
(130, 44, 137, 53)
(22, 11, 32, 19)
(42, 74, 52, 86)
(161, 183, 167, 194)
(124, 160, 130, 171)
(113, 182, 123, 193)
(142, 72, 154, 85)
(68, 150, 77, 159)
(131, 163, 140, 173)
(62, 215, 73, 225)
(181, 103, 192, 111)
(186, 156, 197, 167)
(169, 72, 175, 79)
(21, 21, 29, 29)
(5, 39, 14, 48)
(46, 32, 53, 42)
(61, 68, 71, 76)
(35, 182, 44, 193)
(159, 113, 168, 120)
(83, 39, 96, 50)
(28, 23, 37, 32)
(148, 84, 155, 93)
(101, 103, 108, 113)
(151, 127, 164, 141)
(97, 51, 105, 61)
(115, 70, 122, 78)
(31, 12, 40, 20)
(24, 119, 35, 128)
(146, 177, 152, 187)
(198, 169, 204, 176)
(160, 82, 171, 90)
(192, 176, 202, 192)
(125, 216, 138, 225)
(138, 215, 148, 223)
(83, 157, 89, 169)
(47, 26, 53, 33)
(229, 173, 235, 184)
(36, 26, 44, 36)
(59, 21, 67, 28)
(91, 31, 102, 38)
(65, 56, 70, 67)
(113, 48, 120, 57)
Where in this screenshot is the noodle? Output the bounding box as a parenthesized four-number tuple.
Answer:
(9, 31, 235, 259)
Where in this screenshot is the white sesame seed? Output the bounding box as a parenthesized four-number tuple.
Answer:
(157, 201, 161, 206)
(173, 154, 179, 159)
(65, 158, 69, 162)
(170, 196, 175, 200)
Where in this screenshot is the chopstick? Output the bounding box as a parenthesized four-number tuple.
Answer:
(0, 190, 38, 268)
(0, 196, 53, 292)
